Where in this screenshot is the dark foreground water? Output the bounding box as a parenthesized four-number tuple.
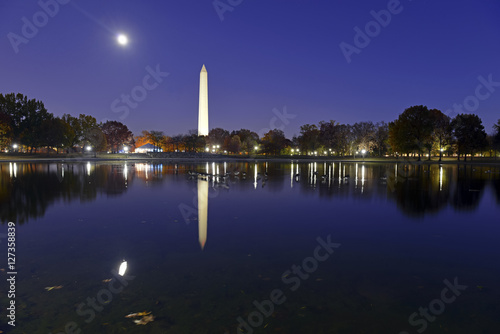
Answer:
(1, 161, 500, 334)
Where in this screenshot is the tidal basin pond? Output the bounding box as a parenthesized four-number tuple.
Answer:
(1, 161, 500, 333)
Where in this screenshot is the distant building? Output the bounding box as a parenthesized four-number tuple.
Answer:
(135, 143, 163, 153)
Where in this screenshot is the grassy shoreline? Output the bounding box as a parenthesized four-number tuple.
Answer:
(1, 153, 499, 165)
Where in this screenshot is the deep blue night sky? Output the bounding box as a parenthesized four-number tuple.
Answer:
(1, 0, 499, 138)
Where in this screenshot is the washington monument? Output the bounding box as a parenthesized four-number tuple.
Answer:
(198, 65, 209, 136)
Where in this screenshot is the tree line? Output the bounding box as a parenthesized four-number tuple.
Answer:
(0, 93, 134, 153)
(1, 93, 499, 159)
(137, 106, 499, 160)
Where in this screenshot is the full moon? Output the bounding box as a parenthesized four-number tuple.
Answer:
(117, 34, 128, 45)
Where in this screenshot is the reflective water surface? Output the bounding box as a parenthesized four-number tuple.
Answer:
(1, 161, 500, 333)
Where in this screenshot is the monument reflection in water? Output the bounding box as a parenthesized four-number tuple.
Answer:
(198, 178, 208, 250)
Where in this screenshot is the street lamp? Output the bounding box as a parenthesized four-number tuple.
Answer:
(124, 146, 129, 153)
(361, 149, 366, 161)
(439, 147, 444, 162)
(87, 146, 97, 158)
(86, 146, 96, 158)
(12, 144, 18, 152)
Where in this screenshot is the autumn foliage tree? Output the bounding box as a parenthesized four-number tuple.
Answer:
(262, 129, 287, 155)
(0, 112, 13, 150)
(207, 128, 230, 148)
(297, 124, 320, 153)
(231, 129, 259, 154)
(101, 121, 134, 153)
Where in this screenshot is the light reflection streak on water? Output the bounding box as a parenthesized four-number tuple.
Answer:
(213, 162, 218, 187)
(308, 162, 317, 186)
(355, 163, 358, 188)
(338, 162, 342, 183)
(329, 163, 333, 188)
(308, 163, 311, 184)
(439, 166, 443, 191)
(313, 162, 317, 186)
(361, 165, 365, 194)
(9, 162, 18, 178)
(254, 163, 258, 189)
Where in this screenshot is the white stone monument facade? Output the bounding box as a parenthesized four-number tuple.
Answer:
(198, 65, 209, 136)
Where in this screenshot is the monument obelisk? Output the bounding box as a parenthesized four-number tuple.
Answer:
(198, 65, 209, 136)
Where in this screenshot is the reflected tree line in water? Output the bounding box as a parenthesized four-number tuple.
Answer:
(387, 164, 493, 216)
(1, 161, 500, 224)
(0, 163, 133, 224)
